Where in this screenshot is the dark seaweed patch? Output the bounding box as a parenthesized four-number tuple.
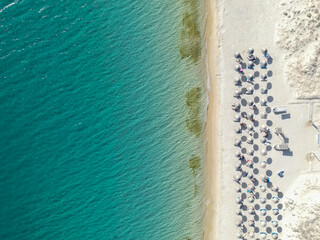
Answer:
(185, 87, 202, 137)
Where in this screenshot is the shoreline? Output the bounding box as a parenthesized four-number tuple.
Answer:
(203, 0, 220, 239)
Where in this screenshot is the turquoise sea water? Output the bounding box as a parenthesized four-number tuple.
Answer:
(0, 1, 207, 239)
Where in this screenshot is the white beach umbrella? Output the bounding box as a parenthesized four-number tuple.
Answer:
(248, 207, 255, 215)
(234, 114, 241, 122)
(236, 219, 243, 226)
(261, 87, 267, 94)
(272, 233, 279, 239)
(260, 138, 267, 144)
(260, 220, 267, 227)
(248, 112, 254, 119)
(248, 149, 254, 156)
(260, 161, 267, 168)
(248, 220, 255, 226)
(235, 65, 241, 71)
(260, 197, 267, 204)
(235, 174, 241, 181)
(248, 100, 254, 106)
(248, 74, 254, 80)
(235, 127, 242, 133)
(260, 232, 267, 239)
(261, 48, 268, 54)
(248, 124, 254, 130)
(234, 139, 241, 147)
(261, 73, 267, 80)
(272, 221, 278, 227)
(248, 196, 254, 203)
(237, 232, 243, 239)
(247, 137, 254, 144)
(236, 186, 241, 192)
(248, 184, 255, 191)
(236, 197, 242, 203)
(260, 112, 267, 119)
(246, 87, 253, 94)
(234, 90, 241, 97)
(261, 174, 267, 181)
(260, 185, 267, 192)
(273, 209, 279, 215)
(247, 231, 255, 238)
(272, 197, 280, 203)
(246, 161, 253, 168)
(236, 209, 242, 215)
(235, 151, 241, 157)
(234, 79, 241, 85)
(234, 52, 241, 58)
(260, 99, 267, 106)
(261, 125, 267, 131)
(260, 149, 267, 156)
(248, 48, 254, 54)
(235, 162, 242, 170)
(272, 186, 279, 192)
(261, 60, 268, 67)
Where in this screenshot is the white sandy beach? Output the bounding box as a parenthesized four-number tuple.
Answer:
(205, 0, 320, 239)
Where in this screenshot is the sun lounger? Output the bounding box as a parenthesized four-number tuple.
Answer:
(274, 143, 289, 151)
(273, 106, 286, 114)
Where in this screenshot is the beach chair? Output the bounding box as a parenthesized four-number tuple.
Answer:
(274, 143, 289, 151)
(273, 106, 287, 114)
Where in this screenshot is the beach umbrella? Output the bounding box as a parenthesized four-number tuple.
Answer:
(261, 99, 267, 106)
(248, 124, 254, 130)
(260, 197, 267, 204)
(235, 161, 242, 169)
(248, 184, 255, 191)
(260, 112, 267, 119)
(272, 186, 279, 192)
(248, 196, 254, 203)
(235, 65, 241, 71)
(247, 173, 254, 180)
(248, 74, 254, 80)
(247, 231, 255, 238)
(248, 100, 254, 107)
(260, 161, 267, 168)
(234, 90, 241, 97)
(246, 87, 253, 94)
(261, 60, 267, 67)
(236, 186, 241, 192)
(246, 161, 253, 168)
(236, 232, 243, 239)
(234, 139, 241, 147)
(260, 185, 267, 192)
(236, 197, 242, 204)
(234, 78, 241, 85)
(247, 137, 254, 144)
(260, 220, 267, 227)
(234, 52, 241, 58)
(260, 149, 267, 156)
(261, 48, 268, 54)
(235, 126, 242, 133)
(235, 174, 241, 181)
(272, 197, 280, 203)
(248, 207, 255, 215)
(248, 219, 255, 227)
(234, 114, 241, 122)
(273, 209, 279, 215)
(272, 221, 278, 227)
(235, 151, 241, 157)
(260, 138, 267, 144)
(260, 209, 267, 216)
(261, 174, 267, 181)
(260, 232, 267, 239)
(261, 87, 267, 94)
(236, 209, 242, 215)
(248, 48, 254, 54)
(248, 149, 254, 156)
(248, 112, 254, 119)
(261, 73, 267, 80)
(236, 219, 243, 226)
(272, 233, 279, 239)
